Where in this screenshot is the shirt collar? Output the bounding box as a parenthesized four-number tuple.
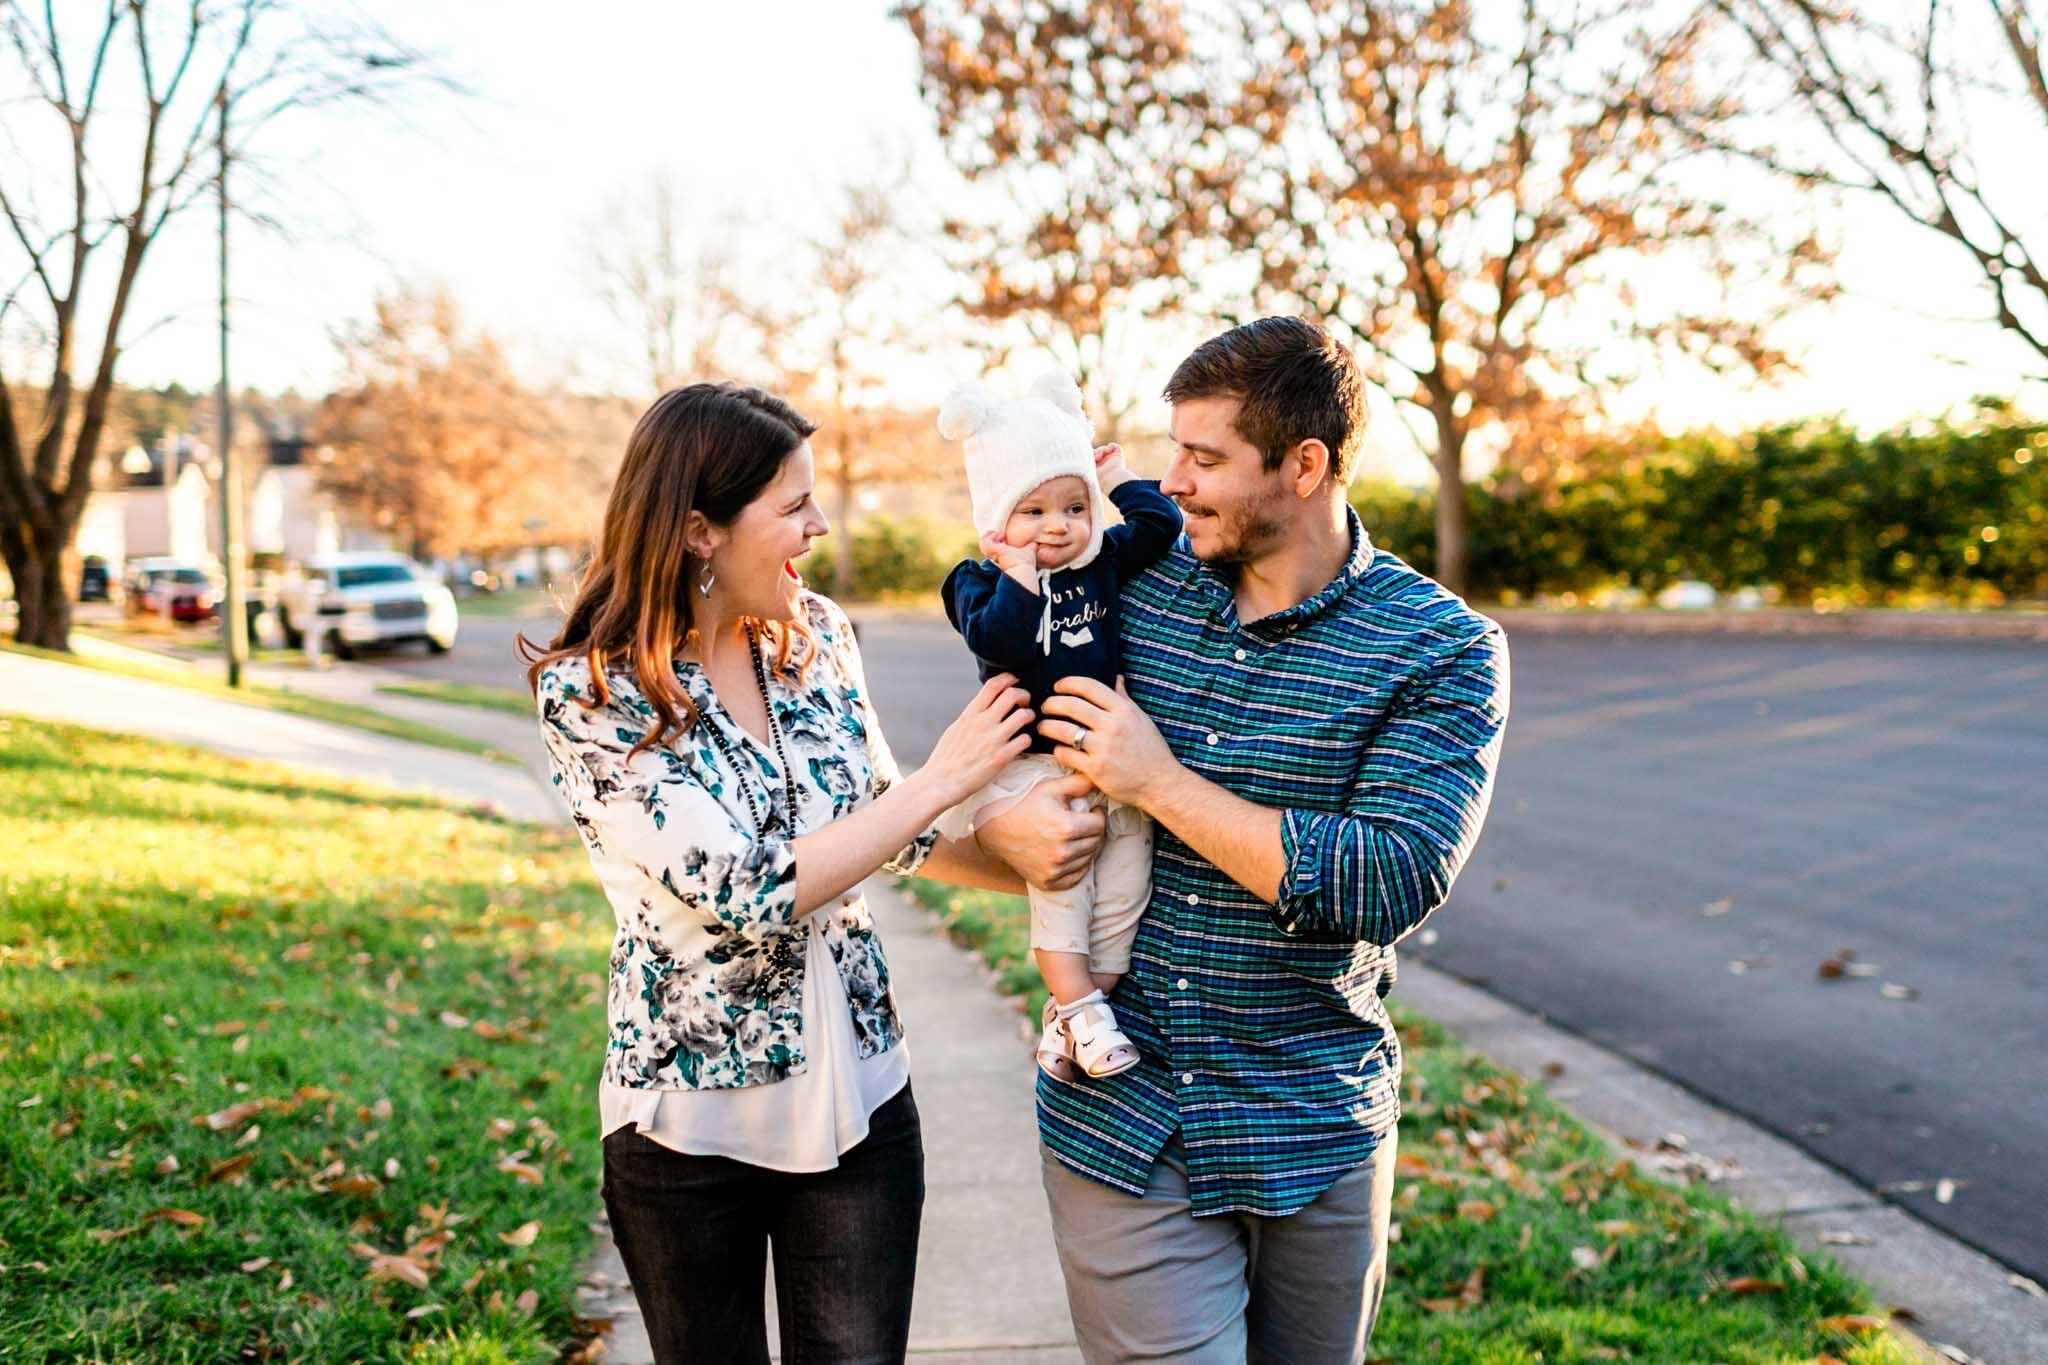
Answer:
(1187, 507, 1375, 636)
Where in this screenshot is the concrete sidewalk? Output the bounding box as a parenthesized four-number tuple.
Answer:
(0, 649, 555, 822)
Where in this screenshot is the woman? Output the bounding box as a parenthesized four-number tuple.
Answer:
(523, 383, 1036, 1364)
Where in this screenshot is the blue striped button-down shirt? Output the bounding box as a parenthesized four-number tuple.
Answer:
(1038, 510, 1511, 1216)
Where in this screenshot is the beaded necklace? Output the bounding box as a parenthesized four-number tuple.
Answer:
(700, 621, 801, 839)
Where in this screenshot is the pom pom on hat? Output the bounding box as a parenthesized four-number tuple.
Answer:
(937, 382, 1000, 441)
(1027, 369, 1085, 418)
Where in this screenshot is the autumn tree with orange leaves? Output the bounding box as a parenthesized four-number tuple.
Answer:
(311, 286, 596, 561)
(900, 0, 1836, 591)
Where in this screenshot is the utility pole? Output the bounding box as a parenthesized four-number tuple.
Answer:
(217, 87, 248, 686)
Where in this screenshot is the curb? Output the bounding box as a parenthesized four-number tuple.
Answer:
(1396, 959, 2048, 1365)
(1489, 607, 2048, 642)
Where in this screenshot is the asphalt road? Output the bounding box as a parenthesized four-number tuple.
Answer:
(369, 604, 2048, 1283)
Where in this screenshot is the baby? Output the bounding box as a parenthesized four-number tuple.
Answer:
(935, 371, 1182, 1079)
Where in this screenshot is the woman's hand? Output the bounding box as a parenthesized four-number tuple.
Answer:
(919, 674, 1035, 807)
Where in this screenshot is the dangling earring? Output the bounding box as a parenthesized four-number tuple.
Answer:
(698, 561, 716, 598)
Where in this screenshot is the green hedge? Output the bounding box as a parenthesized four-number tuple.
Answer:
(1353, 416, 2048, 606)
(801, 516, 978, 603)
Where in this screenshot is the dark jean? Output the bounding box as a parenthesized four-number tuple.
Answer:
(601, 1082, 925, 1365)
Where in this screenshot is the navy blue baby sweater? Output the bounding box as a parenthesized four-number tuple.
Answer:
(941, 479, 1182, 755)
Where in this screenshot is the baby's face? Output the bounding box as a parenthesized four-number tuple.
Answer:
(1001, 475, 1092, 569)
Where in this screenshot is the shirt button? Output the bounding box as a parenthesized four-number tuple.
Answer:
(1234, 648, 1247, 661)
(1180, 1072, 1195, 1086)
(1186, 893, 1200, 906)
(1177, 977, 1191, 990)
(1205, 733, 1219, 746)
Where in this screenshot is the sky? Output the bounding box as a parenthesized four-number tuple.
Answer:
(22, 0, 2048, 487)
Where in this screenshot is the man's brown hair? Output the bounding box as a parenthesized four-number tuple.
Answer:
(1163, 316, 1365, 486)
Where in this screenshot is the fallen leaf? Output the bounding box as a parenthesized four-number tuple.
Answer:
(234, 1124, 260, 1148)
(1720, 1277, 1786, 1295)
(87, 1226, 137, 1243)
(2011, 1273, 2048, 1299)
(499, 1220, 541, 1247)
(1456, 1201, 1495, 1222)
(240, 1257, 272, 1274)
(204, 1153, 256, 1185)
(277, 1268, 294, 1292)
(1817, 1315, 1888, 1333)
(328, 1174, 382, 1198)
(17, 1094, 42, 1109)
(371, 1097, 393, 1123)
(405, 1304, 443, 1319)
(1935, 1178, 1957, 1204)
(1570, 1245, 1601, 1271)
(364, 1253, 433, 1290)
(384, 1158, 401, 1180)
(485, 1118, 517, 1141)
(407, 1231, 454, 1260)
(515, 1288, 539, 1317)
(154, 1155, 180, 1177)
(439, 1011, 472, 1029)
(143, 1208, 206, 1229)
(496, 1158, 544, 1184)
(1417, 1296, 1467, 1314)
(195, 1100, 263, 1131)
(1881, 982, 1919, 1001)
(1819, 1230, 1874, 1246)
(281, 942, 315, 961)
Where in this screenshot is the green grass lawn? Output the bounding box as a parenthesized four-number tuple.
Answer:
(0, 718, 612, 1363)
(376, 681, 535, 718)
(2, 639, 518, 767)
(897, 880, 1917, 1364)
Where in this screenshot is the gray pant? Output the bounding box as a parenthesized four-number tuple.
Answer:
(1039, 1132, 1397, 1364)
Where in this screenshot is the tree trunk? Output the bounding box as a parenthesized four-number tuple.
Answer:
(1433, 424, 1469, 596)
(6, 536, 72, 650)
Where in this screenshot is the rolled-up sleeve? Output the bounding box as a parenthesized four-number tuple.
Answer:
(1272, 627, 1509, 944)
(817, 600, 942, 877)
(539, 674, 800, 945)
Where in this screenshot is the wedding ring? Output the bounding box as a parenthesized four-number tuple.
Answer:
(1072, 727, 1088, 752)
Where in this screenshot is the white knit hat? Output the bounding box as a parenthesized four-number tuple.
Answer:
(938, 370, 1107, 574)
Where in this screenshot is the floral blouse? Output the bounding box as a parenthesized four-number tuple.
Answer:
(537, 592, 939, 1091)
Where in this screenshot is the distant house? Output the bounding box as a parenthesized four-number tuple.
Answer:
(116, 436, 215, 565)
(250, 438, 389, 566)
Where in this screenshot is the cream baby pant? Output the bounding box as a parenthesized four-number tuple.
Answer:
(934, 752, 1153, 974)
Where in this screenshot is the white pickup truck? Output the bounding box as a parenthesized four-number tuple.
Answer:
(276, 551, 459, 659)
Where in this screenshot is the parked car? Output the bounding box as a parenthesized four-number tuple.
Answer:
(78, 556, 110, 602)
(122, 558, 217, 622)
(276, 552, 458, 659)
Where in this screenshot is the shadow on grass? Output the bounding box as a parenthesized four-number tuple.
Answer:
(0, 749, 514, 823)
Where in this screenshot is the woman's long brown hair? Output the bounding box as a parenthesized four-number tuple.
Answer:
(521, 383, 820, 757)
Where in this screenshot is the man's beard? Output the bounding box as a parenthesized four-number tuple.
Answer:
(1177, 485, 1290, 565)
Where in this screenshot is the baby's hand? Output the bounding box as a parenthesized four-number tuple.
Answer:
(1093, 443, 1131, 487)
(980, 530, 1039, 575)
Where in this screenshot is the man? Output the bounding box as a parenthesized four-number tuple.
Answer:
(976, 316, 1510, 1363)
